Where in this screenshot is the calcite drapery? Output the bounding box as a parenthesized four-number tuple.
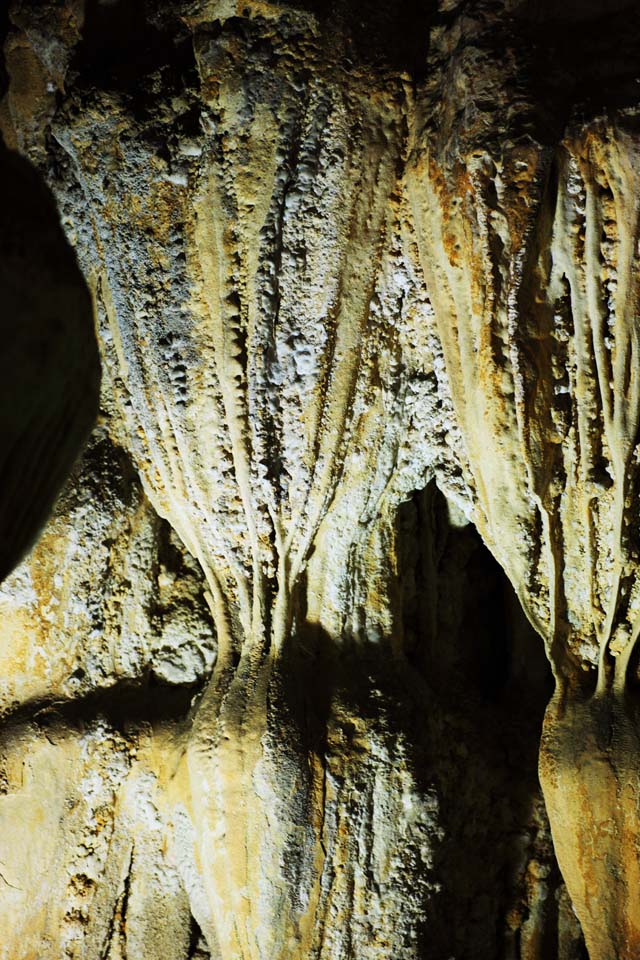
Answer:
(407, 3, 640, 956)
(409, 117, 640, 685)
(6, 0, 640, 956)
(39, 6, 455, 957)
(1, 1, 574, 956)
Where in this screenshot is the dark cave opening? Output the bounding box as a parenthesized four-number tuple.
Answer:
(395, 482, 586, 959)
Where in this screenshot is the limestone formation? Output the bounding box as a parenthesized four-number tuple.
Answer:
(4, 0, 640, 958)
(407, 2, 640, 957)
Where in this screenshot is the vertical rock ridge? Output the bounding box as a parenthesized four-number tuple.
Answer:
(407, 2, 640, 956)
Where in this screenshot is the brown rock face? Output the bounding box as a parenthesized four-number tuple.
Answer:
(4, 0, 640, 958)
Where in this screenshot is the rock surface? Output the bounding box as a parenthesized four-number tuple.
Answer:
(407, 4, 640, 956)
(4, 0, 640, 957)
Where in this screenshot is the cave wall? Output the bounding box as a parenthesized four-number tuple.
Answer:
(3, 0, 640, 957)
(0, 435, 582, 959)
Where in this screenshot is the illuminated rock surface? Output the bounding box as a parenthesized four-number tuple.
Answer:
(3, 0, 640, 957)
(407, 4, 640, 956)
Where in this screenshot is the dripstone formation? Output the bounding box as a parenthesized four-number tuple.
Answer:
(1, 1, 639, 958)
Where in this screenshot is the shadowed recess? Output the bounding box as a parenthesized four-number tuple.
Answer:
(77, 0, 435, 83)
(0, 147, 100, 583)
(394, 484, 578, 958)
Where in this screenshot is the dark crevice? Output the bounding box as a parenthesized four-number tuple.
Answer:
(73, 0, 192, 91)
(187, 916, 206, 957)
(395, 482, 582, 958)
(0, 673, 201, 734)
(0, 2, 9, 107)
(514, 3, 640, 132)
(0, 149, 100, 583)
(275, 0, 436, 77)
(67, 0, 199, 124)
(119, 844, 134, 943)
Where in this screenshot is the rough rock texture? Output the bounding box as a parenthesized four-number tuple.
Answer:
(406, 2, 640, 957)
(0, 430, 217, 958)
(5, 0, 640, 957)
(0, 430, 216, 716)
(0, 450, 578, 959)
